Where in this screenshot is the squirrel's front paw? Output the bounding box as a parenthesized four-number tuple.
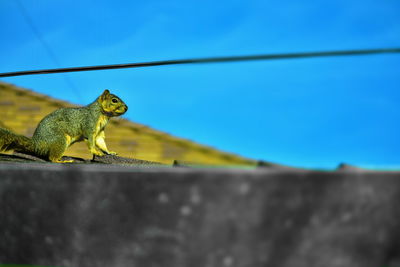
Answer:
(91, 149, 105, 157)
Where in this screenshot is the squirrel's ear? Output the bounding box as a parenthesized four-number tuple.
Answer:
(100, 89, 110, 100)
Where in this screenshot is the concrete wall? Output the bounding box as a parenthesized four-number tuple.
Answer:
(1, 163, 400, 267)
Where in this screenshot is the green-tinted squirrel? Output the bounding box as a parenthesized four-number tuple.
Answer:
(0, 89, 128, 163)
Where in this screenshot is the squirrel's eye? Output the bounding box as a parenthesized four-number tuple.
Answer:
(111, 98, 118, 103)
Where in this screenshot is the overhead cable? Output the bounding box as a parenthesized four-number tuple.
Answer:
(1, 48, 399, 78)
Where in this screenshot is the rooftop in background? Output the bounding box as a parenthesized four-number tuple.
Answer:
(0, 81, 256, 166)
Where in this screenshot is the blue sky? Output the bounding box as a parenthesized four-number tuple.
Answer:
(1, 0, 399, 169)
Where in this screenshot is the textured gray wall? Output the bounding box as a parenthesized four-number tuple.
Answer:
(1, 163, 400, 267)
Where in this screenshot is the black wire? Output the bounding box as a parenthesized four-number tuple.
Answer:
(1, 48, 399, 78)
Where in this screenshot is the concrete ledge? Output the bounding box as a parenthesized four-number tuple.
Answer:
(1, 163, 400, 267)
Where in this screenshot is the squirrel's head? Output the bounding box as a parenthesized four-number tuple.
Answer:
(98, 89, 128, 117)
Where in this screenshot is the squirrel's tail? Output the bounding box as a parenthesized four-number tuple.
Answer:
(0, 127, 36, 154)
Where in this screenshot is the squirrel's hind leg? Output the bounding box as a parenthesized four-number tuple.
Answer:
(48, 140, 73, 163)
(53, 158, 74, 163)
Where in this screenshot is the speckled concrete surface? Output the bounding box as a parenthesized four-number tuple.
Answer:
(1, 163, 400, 267)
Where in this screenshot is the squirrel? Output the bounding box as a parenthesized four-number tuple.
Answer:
(0, 89, 128, 163)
